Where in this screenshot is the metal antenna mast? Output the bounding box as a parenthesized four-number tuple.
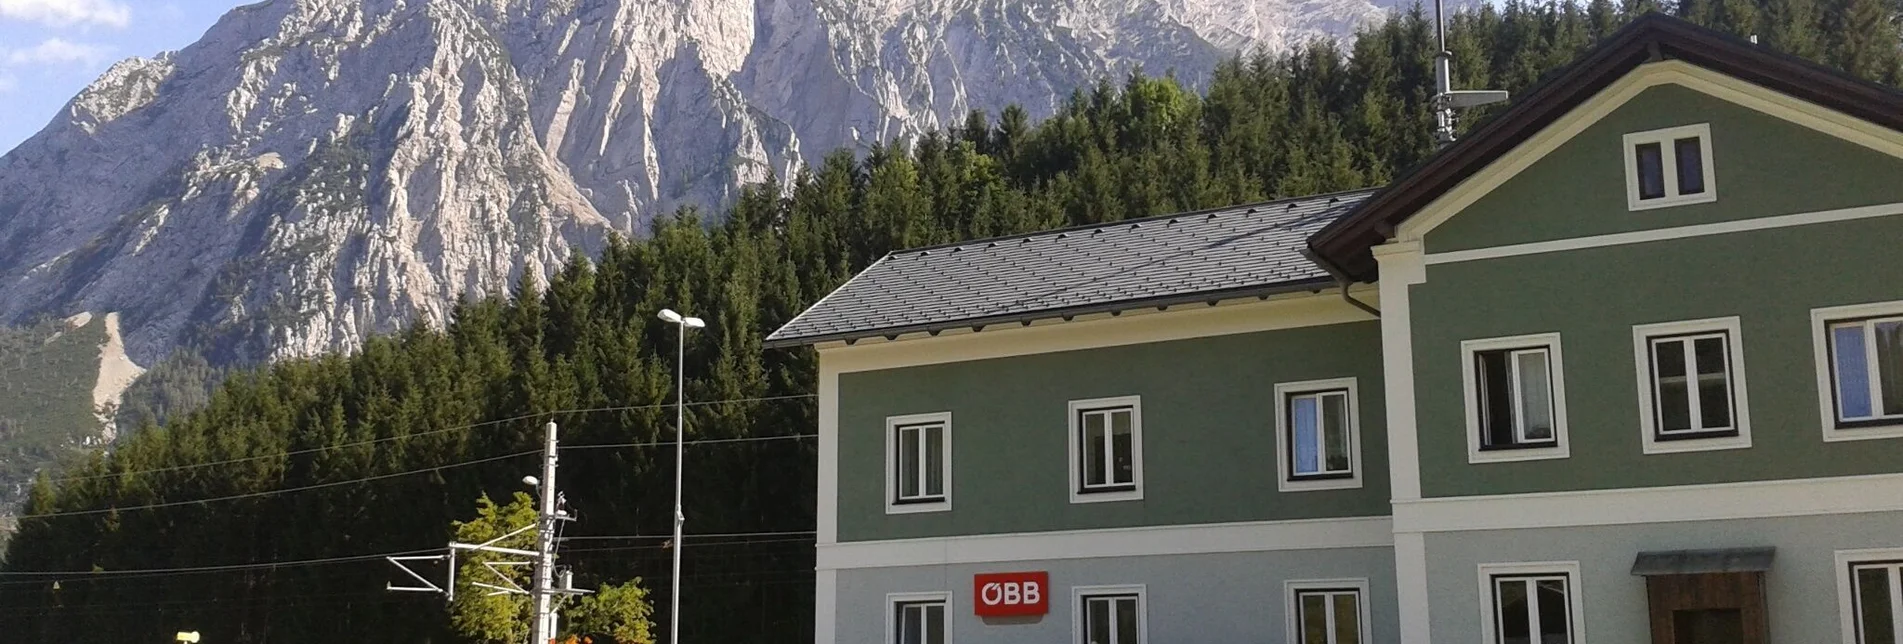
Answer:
(389, 421, 589, 644)
(1433, 0, 1510, 145)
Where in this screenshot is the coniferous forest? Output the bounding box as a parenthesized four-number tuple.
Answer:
(2, 3, 1900, 642)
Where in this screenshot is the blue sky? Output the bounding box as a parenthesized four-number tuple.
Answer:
(0, 0, 238, 155)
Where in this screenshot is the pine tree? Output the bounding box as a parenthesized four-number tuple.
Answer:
(1827, 0, 1903, 81)
(1765, 0, 1827, 60)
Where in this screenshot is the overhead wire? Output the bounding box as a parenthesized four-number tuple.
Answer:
(0, 528, 816, 579)
(13, 449, 540, 520)
(45, 393, 815, 484)
(17, 430, 818, 522)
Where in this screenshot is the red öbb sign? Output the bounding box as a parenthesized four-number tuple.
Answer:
(973, 571, 1049, 616)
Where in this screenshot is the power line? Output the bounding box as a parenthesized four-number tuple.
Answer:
(44, 394, 816, 484)
(560, 530, 816, 541)
(0, 528, 818, 580)
(17, 431, 820, 522)
(0, 547, 440, 578)
(15, 449, 539, 520)
(562, 434, 815, 450)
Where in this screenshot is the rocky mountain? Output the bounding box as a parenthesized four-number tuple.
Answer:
(0, 0, 1388, 367)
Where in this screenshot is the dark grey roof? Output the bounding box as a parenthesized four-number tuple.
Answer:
(1630, 547, 1777, 576)
(765, 189, 1378, 348)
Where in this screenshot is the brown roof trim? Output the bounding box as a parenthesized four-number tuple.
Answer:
(1307, 13, 1903, 280)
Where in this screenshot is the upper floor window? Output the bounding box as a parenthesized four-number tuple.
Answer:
(886, 412, 951, 514)
(1462, 334, 1571, 463)
(1814, 301, 1903, 442)
(1479, 562, 1583, 644)
(1624, 123, 1716, 211)
(1837, 549, 1903, 644)
(1074, 585, 1145, 644)
(1274, 378, 1364, 492)
(1069, 397, 1143, 503)
(889, 592, 950, 644)
(1286, 579, 1371, 644)
(1632, 317, 1753, 454)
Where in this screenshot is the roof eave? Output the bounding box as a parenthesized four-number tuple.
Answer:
(761, 276, 1338, 350)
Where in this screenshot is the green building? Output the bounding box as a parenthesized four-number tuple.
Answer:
(768, 14, 1903, 644)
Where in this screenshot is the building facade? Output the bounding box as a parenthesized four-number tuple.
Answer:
(771, 14, 1903, 644)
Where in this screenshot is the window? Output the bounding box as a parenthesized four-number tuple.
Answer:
(1479, 562, 1584, 644)
(1837, 549, 1903, 644)
(1068, 397, 1142, 503)
(1274, 378, 1364, 492)
(885, 413, 951, 514)
(1624, 124, 1716, 211)
(888, 593, 950, 644)
(1814, 302, 1903, 441)
(1074, 586, 1145, 644)
(1462, 334, 1570, 463)
(1286, 579, 1372, 644)
(1632, 317, 1752, 453)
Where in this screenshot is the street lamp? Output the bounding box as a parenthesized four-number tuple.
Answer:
(657, 308, 704, 644)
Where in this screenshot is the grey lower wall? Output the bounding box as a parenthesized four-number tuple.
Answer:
(833, 547, 1398, 644)
(1422, 510, 1903, 642)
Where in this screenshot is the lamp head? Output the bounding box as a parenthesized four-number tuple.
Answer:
(658, 309, 683, 324)
(522, 475, 539, 487)
(683, 316, 706, 328)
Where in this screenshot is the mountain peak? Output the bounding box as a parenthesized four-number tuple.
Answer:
(0, 0, 1386, 364)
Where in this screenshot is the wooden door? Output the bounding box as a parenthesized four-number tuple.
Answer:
(1646, 572, 1768, 644)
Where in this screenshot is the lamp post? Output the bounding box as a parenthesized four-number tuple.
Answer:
(657, 308, 704, 644)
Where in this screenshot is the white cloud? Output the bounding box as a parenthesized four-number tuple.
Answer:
(4, 38, 111, 66)
(0, 0, 131, 28)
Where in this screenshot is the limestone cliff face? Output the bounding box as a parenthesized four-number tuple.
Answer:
(0, 0, 1386, 363)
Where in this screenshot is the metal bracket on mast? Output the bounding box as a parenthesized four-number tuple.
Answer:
(1432, 0, 1509, 145)
(386, 554, 450, 595)
(469, 560, 534, 596)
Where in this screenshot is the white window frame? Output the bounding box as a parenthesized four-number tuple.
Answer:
(1476, 561, 1586, 644)
(1813, 301, 1903, 442)
(1067, 396, 1144, 504)
(1073, 584, 1147, 644)
(1631, 317, 1753, 454)
(1623, 123, 1717, 211)
(885, 412, 952, 514)
(1839, 548, 1903, 644)
(1273, 378, 1364, 492)
(1284, 578, 1373, 644)
(886, 591, 952, 644)
(1462, 333, 1571, 464)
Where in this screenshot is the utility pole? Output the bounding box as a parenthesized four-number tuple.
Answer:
(532, 420, 560, 644)
(389, 420, 586, 644)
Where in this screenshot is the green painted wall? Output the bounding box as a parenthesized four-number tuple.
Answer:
(1425, 84, 1903, 253)
(1412, 216, 1903, 497)
(836, 322, 1388, 542)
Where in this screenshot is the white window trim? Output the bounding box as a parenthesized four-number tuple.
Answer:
(1461, 333, 1571, 464)
(1284, 578, 1373, 644)
(1273, 378, 1365, 492)
(1813, 301, 1903, 442)
(1067, 396, 1144, 504)
(1631, 316, 1753, 454)
(885, 412, 952, 515)
(1072, 584, 1147, 644)
(1838, 547, 1903, 644)
(1476, 561, 1586, 644)
(886, 591, 953, 644)
(1623, 123, 1717, 211)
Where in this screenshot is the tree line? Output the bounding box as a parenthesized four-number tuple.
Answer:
(1, 3, 1898, 642)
